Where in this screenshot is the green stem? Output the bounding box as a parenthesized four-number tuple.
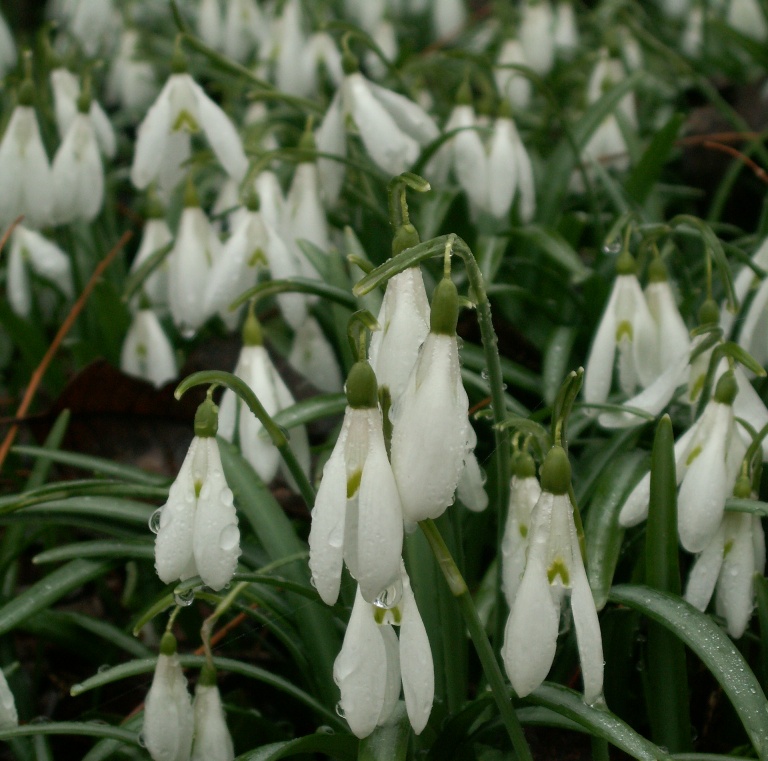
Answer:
(419, 519, 533, 761)
(175, 371, 316, 508)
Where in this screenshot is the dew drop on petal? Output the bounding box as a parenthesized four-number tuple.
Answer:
(138, 733, 147, 748)
(148, 508, 163, 534)
(335, 702, 346, 719)
(219, 524, 240, 551)
(373, 578, 403, 609)
(97, 664, 111, 673)
(603, 240, 622, 255)
(174, 589, 195, 606)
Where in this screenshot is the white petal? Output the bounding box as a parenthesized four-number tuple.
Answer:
(645, 280, 690, 370)
(457, 450, 489, 512)
(684, 525, 725, 611)
(0, 670, 17, 729)
(131, 79, 173, 190)
(120, 309, 177, 387)
(583, 278, 621, 406)
(191, 683, 235, 761)
(315, 90, 347, 206)
(716, 514, 757, 638)
(569, 553, 604, 703)
(487, 118, 518, 219)
(366, 80, 439, 145)
(617, 471, 651, 527)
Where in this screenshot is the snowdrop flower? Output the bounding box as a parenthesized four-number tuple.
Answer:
(502, 450, 542, 608)
(391, 276, 486, 523)
(519, 1, 556, 76)
(106, 29, 157, 116)
(223, 0, 265, 62)
(685, 476, 765, 639)
(495, 39, 532, 111)
(619, 371, 747, 553)
(728, 0, 768, 41)
(0, 92, 54, 231)
(316, 58, 439, 205)
(153, 396, 241, 591)
(217, 313, 310, 486)
(583, 251, 657, 406)
(644, 258, 690, 372)
(365, 20, 398, 80)
(143, 633, 194, 761)
(131, 52, 248, 197)
(553, 1, 578, 54)
(128, 199, 173, 310)
(7, 225, 73, 318)
(197, 0, 223, 50)
(682, 7, 704, 57)
(52, 102, 104, 224)
(0, 11, 16, 76)
(309, 359, 403, 605)
(369, 266, 430, 403)
(288, 317, 343, 393)
(432, 0, 467, 39)
(487, 112, 536, 222)
(502, 446, 604, 703)
(168, 186, 223, 336)
(334, 567, 433, 738)
(0, 669, 18, 729)
(120, 308, 177, 388)
(191, 664, 235, 761)
(50, 69, 116, 159)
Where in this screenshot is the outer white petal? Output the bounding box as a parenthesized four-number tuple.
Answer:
(315, 90, 347, 205)
(432, 0, 466, 38)
(191, 683, 235, 761)
(737, 276, 768, 367)
(399, 571, 434, 734)
(619, 276, 657, 389)
(120, 309, 177, 387)
(154, 439, 200, 584)
(263, 222, 307, 328)
(143, 652, 194, 761)
(356, 420, 403, 602)
(510, 125, 536, 223)
(90, 101, 117, 158)
(51, 68, 79, 139)
(583, 278, 622, 405)
(449, 105, 488, 213)
(130, 218, 172, 308)
(645, 280, 690, 370)
(191, 79, 248, 181)
(502, 475, 542, 607)
(365, 80, 439, 145)
(345, 73, 420, 176)
(487, 118, 517, 219)
(520, 3, 555, 75)
(7, 233, 31, 317)
(684, 524, 725, 611)
(334, 587, 389, 739)
(285, 162, 330, 274)
(716, 514, 758, 638)
(193, 438, 241, 591)
(308, 415, 352, 605)
(495, 40, 532, 110)
(0, 670, 17, 729)
(618, 471, 651, 527)
(734, 368, 768, 460)
(378, 626, 401, 728)
(457, 450, 488, 512)
(198, 0, 223, 50)
(131, 79, 173, 190)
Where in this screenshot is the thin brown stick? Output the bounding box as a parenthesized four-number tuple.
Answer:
(0, 230, 133, 473)
(677, 131, 764, 146)
(0, 216, 24, 260)
(700, 140, 768, 185)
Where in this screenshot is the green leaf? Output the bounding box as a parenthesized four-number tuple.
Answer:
(0, 722, 140, 745)
(358, 703, 410, 761)
(0, 559, 111, 637)
(543, 326, 577, 407)
(10, 497, 155, 526)
(33, 539, 154, 565)
(461, 342, 540, 395)
(526, 683, 671, 761)
(513, 226, 590, 283)
(270, 393, 346, 431)
(230, 277, 358, 311)
(755, 575, 768, 692)
(236, 731, 358, 761)
(610, 585, 768, 758)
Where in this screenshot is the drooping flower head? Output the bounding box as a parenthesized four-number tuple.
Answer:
(191, 663, 235, 761)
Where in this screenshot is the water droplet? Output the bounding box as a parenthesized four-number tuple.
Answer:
(97, 664, 111, 673)
(316, 725, 334, 735)
(148, 508, 163, 534)
(174, 589, 195, 607)
(602, 240, 622, 255)
(335, 702, 346, 718)
(373, 578, 404, 610)
(138, 732, 147, 748)
(180, 326, 197, 339)
(480, 368, 490, 381)
(219, 524, 240, 551)
(309, 576, 317, 589)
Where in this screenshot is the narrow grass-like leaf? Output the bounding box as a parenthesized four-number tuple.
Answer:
(0, 482, 166, 514)
(0, 559, 111, 637)
(80, 715, 143, 761)
(237, 732, 358, 761)
(755, 575, 768, 692)
(526, 683, 671, 761)
(39, 611, 152, 659)
(513, 226, 590, 282)
(0, 723, 140, 745)
(33, 539, 153, 564)
(610, 584, 768, 758)
(230, 277, 358, 310)
(461, 342, 540, 395)
(24, 411, 71, 490)
(13, 497, 155, 525)
(645, 415, 690, 752)
(543, 326, 577, 407)
(270, 394, 346, 431)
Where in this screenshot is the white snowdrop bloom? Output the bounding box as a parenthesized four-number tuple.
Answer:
(0, 10, 16, 76)
(369, 267, 430, 403)
(487, 114, 536, 222)
(682, 8, 704, 57)
(7, 226, 73, 318)
(390, 277, 485, 523)
(168, 195, 223, 336)
(66, 0, 121, 56)
(365, 21, 398, 80)
(306, 32, 344, 93)
(143, 633, 194, 761)
(662, 0, 691, 17)
(197, 0, 223, 50)
(120, 309, 177, 388)
(129, 211, 173, 310)
(223, 0, 265, 62)
(583, 256, 657, 407)
(217, 319, 310, 487)
(519, 1, 556, 76)
(275, 0, 312, 97)
(316, 67, 439, 205)
(308, 360, 403, 605)
(153, 398, 241, 591)
(644, 259, 690, 372)
(495, 40, 532, 111)
(502, 446, 603, 703)
(501, 451, 542, 608)
(288, 317, 343, 393)
(344, 0, 386, 33)
(685, 479, 765, 639)
(191, 666, 235, 761)
(0, 102, 54, 231)
(441, 102, 487, 208)
(0, 669, 17, 729)
(619, 372, 746, 553)
(131, 62, 248, 197)
(553, 1, 578, 54)
(432, 0, 467, 39)
(728, 0, 768, 40)
(50, 69, 116, 159)
(106, 30, 157, 116)
(334, 567, 433, 738)
(52, 112, 104, 224)
(588, 54, 636, 126)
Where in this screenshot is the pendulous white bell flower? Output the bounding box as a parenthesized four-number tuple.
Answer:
(502, 446, 604, 703)
(390, 276, 486, 522)
(120, 308, 177, 388)
(143, 633, 194, 761)
(7, 225, 73, 318)
(495, 39, 532, 111)
(432, 0, 467, 39)
(334, 565, 433, 738)
(106, 30, 157, 116)
(502, 450, 542, 608)
(223, 0, 265, 62)
(131, 52, 248, 197)
(519, 1, 556, 75)
(583, 251, 657, 407)
(197, 0, 223, 50)
(644, 258, 690, 373)
(685, 476, 765, 639)
(128, 200, 173, 310)
(191, 664, 235, 761)
(0, 668, 18, 729)
(153, 397, 241, 591)
(553, 1, 579, 54)
(619, 371, 747, 553)
(217, 314, 310, 486)
(288, 317, 343, 393)
(309, 360, 403, 606)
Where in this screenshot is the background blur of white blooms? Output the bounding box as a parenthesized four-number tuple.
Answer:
(6, 0, 768, 759)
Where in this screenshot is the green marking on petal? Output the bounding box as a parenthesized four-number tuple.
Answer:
(248, 248, 267, 268)
(519, 524, 528, 538)
(685, 445, 702, 466)
(136, 343, 148, 358)
(615, 320, 633, 342)
(547, 558, 570, 586)
(689, 374, 705, 403)
(172, 109, 199, 133)
(194, 479, 203, 498)
(346, 469, 362, 499)
(723, 539, 733, 558)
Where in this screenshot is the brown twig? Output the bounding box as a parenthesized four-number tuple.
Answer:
(0, 230, 133, 473)
(0, 216, 25, 260)
(699, 140, 768, 185)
